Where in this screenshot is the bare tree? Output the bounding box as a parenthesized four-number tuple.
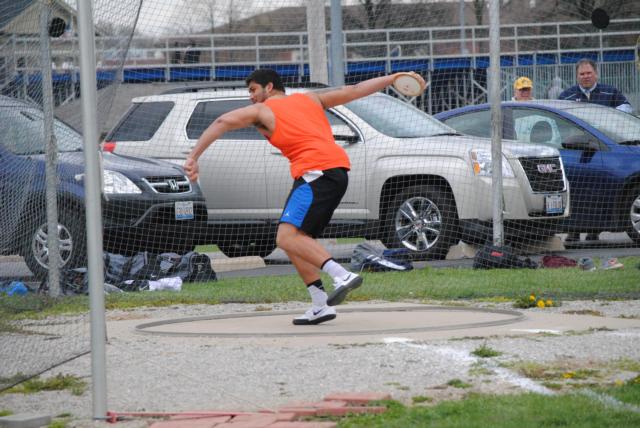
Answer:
(345, 0, 392, 29)
(170, 0, 243, 34)
(539, 0, 624, 21)
(473, 0, 486, 26)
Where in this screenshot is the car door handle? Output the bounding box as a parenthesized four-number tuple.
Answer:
(335, 135, 359, 144)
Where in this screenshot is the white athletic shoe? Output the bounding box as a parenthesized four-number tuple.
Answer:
(327, 272, 363, 306)
(292, 305, 337, 325)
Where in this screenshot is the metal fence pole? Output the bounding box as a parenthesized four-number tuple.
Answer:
(488, 0, 504, 246)
(307, 0, 329, 84)
(39, 0, 61, 297)
(330, 0, 344, 86)
(76, 0, 107, 419)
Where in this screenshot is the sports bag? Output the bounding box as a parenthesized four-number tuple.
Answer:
(350, 242, 413, 272)
(473, 244, 538, 269)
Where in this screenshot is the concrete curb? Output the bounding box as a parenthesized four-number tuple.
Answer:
(210, 255, 266, 272)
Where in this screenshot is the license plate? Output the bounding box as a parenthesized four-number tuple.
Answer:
(545, 195, 563, 214)
(175, 201, 194, 220)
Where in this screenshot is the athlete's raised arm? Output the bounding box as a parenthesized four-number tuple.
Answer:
(308, 72, 425, 108)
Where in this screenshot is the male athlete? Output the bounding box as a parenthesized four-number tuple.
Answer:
(184, 68, 425, 325)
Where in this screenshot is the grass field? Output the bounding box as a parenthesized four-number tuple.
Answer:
(1, 256, 639, 318)
(335, 382, 640, 427)
(1, 256, 639, 426)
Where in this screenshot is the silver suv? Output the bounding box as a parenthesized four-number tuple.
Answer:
(105, 86, 569, 260)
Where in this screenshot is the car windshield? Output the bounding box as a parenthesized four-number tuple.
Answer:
(563, 105, 640, 144)
(0, 107, 83, 155)
(345, 93, 455, 138)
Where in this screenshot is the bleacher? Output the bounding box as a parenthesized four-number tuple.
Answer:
(2, 18, 638, 113)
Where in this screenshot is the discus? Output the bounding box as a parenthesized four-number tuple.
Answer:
(392, 72, 426, 97)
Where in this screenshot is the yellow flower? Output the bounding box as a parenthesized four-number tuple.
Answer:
(546, 299, 553, 307)
(615, 379, 625, 386)
(529, 294, 536, 301)
(563, 371, 575, 379)
(537, 300, 546, 308)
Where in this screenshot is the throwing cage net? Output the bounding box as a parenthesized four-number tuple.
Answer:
(0, 0, 639, 411)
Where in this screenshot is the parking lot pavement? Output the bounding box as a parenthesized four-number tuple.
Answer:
(1, 234, 638, 281)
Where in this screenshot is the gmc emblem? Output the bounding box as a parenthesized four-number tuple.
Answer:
(537, 164, 558, 174)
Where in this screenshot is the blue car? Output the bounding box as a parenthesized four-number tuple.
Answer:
(435, 100, 640, 243)
(0, 96, 208, 278)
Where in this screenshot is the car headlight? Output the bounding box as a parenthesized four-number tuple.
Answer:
(103, 170, 142, 194)
(470, 149, 515, 178)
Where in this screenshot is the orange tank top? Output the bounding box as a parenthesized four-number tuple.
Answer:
(264, 93, 350, 179)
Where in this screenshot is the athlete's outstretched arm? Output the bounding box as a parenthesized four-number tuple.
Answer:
(313, 71, 425, 108)
(184, 104, 260, 181)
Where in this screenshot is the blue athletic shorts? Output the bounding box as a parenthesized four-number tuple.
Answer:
(279, 168, 348, 237)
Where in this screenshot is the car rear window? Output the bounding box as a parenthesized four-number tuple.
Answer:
(186, 99, 263, 140)
(108, 101, 174, 141)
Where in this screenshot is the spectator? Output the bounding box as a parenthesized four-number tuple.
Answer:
(512, 76, 534, 101)
(171, 42, 182, 64)
(559, 58, 634, 243)
(511, 76, 559, 144)
(559, 58, 632, 113)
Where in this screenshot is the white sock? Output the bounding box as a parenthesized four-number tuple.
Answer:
(321, 259, 350, 282)
(308, 285, 327, 309)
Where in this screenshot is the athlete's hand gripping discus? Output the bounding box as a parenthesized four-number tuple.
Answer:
(392, 72, 427, 97)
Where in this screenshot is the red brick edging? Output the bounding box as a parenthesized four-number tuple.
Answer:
(118, 392, 393, 427)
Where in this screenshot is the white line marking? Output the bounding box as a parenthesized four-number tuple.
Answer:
(579, 389, 640, 413)
(385, 340, 555, 395)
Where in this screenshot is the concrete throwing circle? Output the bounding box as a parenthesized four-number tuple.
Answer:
(136, 305, 525, 338)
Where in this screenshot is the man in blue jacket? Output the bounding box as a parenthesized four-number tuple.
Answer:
(560, 58, 633, 243)
(559, 58, 632, 113)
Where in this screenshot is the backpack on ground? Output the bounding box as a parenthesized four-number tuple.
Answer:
(541, 254, 577, 268)
(473, 244, 538, 269)
(172, 251, 217, 282)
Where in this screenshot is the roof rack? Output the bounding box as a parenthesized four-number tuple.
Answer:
(161, 81, 247, 94)
(161, 80, 330, 95)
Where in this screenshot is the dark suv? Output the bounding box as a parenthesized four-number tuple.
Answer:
(0, 96, 207, 278)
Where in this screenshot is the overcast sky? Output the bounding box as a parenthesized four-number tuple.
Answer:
(89, 0, 458, 36)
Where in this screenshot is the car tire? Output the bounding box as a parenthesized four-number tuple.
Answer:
(381, 184, 459, 260)
(626, 184, 640, 244)
(217, 236, 276, 259)
(22, 209, 87, 280)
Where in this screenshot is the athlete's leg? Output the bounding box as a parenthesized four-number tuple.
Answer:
(277, 222, 330, 282)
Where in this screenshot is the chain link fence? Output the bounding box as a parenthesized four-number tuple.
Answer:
(1, 0, 639, 402)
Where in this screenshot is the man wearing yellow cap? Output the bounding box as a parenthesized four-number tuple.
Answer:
(513, 76, 534, 101)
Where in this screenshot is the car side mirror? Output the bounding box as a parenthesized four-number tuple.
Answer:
(561, 135, 599, 151)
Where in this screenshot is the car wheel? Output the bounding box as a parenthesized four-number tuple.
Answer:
(22, 210, 87, 280)
(381, 184, 459, 260)
(217, 237, 276, 259)
(626, 184, 640, 244)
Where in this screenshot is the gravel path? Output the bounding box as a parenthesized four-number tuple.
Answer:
(2, 299, 640, 427)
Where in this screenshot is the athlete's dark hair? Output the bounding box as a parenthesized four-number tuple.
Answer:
(245, 68, 285, 91)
